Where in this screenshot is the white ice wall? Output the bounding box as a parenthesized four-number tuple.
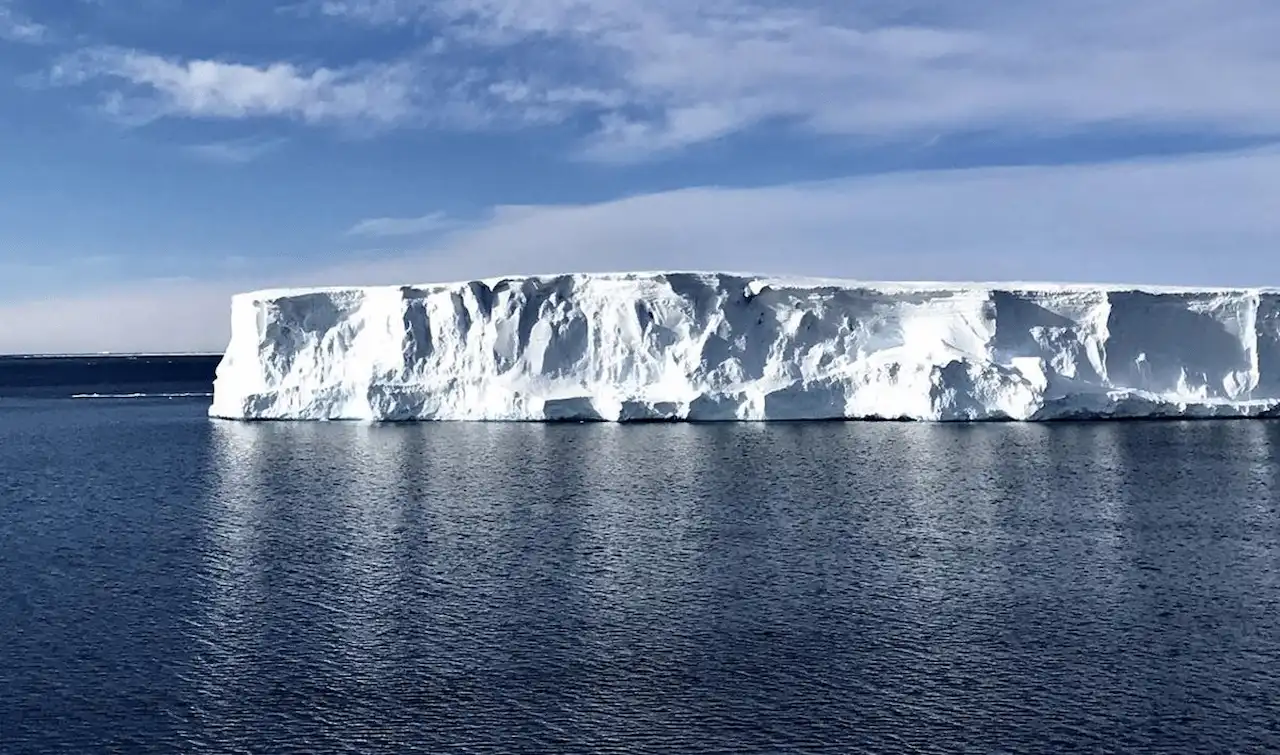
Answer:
(208, 272, 1280, 421)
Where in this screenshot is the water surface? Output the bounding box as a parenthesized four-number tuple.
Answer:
(3, 397, 1279, 753)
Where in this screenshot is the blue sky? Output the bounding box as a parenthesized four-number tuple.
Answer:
(2, 0, 1279, 352)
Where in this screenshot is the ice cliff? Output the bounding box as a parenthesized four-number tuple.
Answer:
(208, 272, 1280, 422)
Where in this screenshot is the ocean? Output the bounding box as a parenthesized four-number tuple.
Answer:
(2, 357, 1279, 753)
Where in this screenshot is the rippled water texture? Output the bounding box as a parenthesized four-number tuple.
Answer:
(3, 398, 1280, 753)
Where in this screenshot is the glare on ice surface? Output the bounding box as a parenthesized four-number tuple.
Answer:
(208, 272, 1280, 421)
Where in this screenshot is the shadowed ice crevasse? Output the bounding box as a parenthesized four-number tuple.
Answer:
(208, 272, 1280, 421)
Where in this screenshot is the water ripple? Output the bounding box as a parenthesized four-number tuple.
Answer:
(2, 403, 1279, 753)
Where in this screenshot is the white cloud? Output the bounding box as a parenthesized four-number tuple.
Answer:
(49, 47, 419, 126)
(44, 0, 1280, 155)
(0, 0, 44, 42)
(347, 211, 458, 237)
(3, 147, 1280, 353)
(308, 0, 1280, 159)
(186, 136, 286, 164)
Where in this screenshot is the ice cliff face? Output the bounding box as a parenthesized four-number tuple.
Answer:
(208, 272, 1280, 421)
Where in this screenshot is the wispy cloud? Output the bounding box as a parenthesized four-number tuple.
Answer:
(48, 47, 419, 126)
(42, 1, 1280, 158)
(185, 136, 286, 164)
(4, 146, 1280, 353)
(311, 0, 1280, 159)
(347, 211, 458, 237)
(0, 0, 44, 42)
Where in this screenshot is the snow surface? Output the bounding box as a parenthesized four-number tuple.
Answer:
(208, 272, 1280, 422)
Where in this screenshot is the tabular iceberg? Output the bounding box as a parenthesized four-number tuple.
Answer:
(208, 272, 1280, 422)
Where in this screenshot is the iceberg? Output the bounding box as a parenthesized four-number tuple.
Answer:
(208, 272, 1280, 422)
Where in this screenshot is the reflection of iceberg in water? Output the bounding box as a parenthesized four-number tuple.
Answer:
(206, 420, 269, 647)
(321, 424, 405, 683)
(575, 425, 710, 621)
(189, 420, 273, 746)
(570, 425, 711, 639)
(166, 420, 1280, 751)
(887, 425, 970, 602)
(1082, 424, 1126, 572)
(1239, 423, 1280, 597)
(194, 421, 419, 747)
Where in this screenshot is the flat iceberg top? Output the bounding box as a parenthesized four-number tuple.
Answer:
(237, 270, 1280, 302)
(210, 271, 1280, 422)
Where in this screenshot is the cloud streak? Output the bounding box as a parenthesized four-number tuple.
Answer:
(185, 136, 286, 164)
(48, 47, 419, 126)
(40, 0, 1280, 159)
(310, 0, 1280, 159)
(3, 147, 1280, 353)
(347, 211, 458, 237)
(0, 0, 44, 42)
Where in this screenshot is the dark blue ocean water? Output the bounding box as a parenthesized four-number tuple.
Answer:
(0, 354, 220, 398)
(2, 359, 1280, 753)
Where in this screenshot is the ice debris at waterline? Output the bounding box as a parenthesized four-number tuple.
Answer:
(208, 272, 1280, 422)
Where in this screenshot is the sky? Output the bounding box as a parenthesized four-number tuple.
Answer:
(1, 0, 1279, 353)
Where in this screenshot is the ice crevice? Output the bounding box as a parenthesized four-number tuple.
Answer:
(208, 272, 1280, 421)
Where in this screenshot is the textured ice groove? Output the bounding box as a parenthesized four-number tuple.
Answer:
(208, 272, 1280, 422)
